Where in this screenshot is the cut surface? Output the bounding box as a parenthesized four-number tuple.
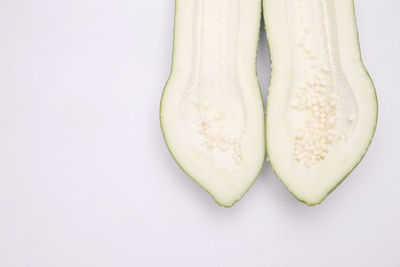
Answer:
(264, 0, 378, 205)
(160, 0, 264, 207)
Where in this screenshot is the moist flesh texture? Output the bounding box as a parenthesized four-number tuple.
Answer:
(161, 0, 264, 207)
(264, 0, 378, 205)
(179, 0, 246, 170)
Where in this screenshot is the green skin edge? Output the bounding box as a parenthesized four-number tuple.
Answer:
(263, 0, 379, 206)
(160, 1, 265, 208)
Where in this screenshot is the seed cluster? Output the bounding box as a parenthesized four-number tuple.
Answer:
(197, 114, 242, 164)
(289, 0, 354, 168)
(290, 77, 348, 168)
(188, 106, 244, 166)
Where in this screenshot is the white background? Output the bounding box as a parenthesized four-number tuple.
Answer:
(0, 0, 399, 266)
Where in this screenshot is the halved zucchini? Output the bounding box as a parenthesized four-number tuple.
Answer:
(160, 0, 265, 207)
(264, 0, 378, 205)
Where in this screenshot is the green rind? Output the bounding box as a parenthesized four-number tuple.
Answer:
(263, 0, 378, 206)
(160, 1, 265, 208)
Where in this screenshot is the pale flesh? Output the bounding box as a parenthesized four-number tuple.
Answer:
(264, 0, 378, 205)
(161, 0, 264, 207)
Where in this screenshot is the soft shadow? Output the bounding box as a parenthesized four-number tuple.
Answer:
(257, 16, 271, 108)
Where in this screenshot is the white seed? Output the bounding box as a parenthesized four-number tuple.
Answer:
(347, 113, 356, 122)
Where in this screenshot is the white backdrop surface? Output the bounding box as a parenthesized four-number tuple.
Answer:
(0, 0, 399, 266)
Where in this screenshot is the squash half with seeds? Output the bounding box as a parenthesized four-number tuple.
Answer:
(264, 0, 378, 205)
(160, 0, 265, 207)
